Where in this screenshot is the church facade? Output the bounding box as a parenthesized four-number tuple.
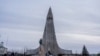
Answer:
(26, 8, 72, 56)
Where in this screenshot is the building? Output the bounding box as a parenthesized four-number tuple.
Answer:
(0, 42, 7, 55)
(41, 7, 72, 56)
(82, 45, 89, 56)
(26, 8, 72, 56)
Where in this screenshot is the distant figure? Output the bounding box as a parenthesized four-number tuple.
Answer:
(46, 48, 53, 56)
(46, 51, 53, 56)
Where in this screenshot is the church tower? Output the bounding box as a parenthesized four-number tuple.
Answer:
(42, 7, 59, 56)
(26, 7, 72, 56)
(82, 45, 89, 56)
(41, 7, 72, 56)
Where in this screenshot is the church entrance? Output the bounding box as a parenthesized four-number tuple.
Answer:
(58, 54, 63, 56)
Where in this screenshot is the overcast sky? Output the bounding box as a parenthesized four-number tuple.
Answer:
(0, 0, 100, 54)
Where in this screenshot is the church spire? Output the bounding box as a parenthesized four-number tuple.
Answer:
(47, 7, 53, 20)
(82, 45, 89, 56)
(42, 7, 59, 55)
